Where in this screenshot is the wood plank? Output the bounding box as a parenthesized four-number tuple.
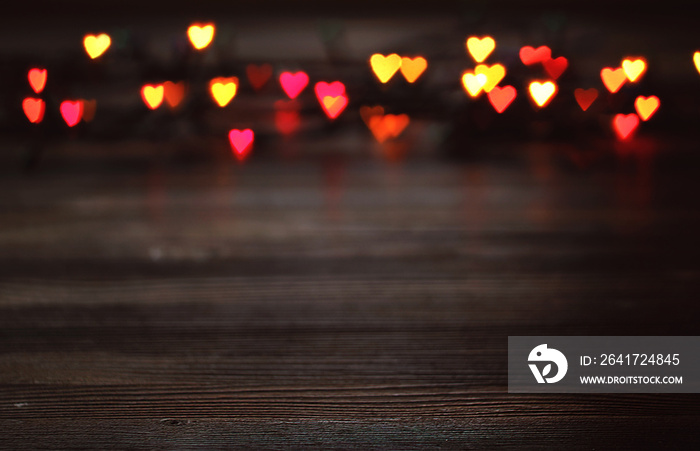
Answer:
(1, 161, 699, 448)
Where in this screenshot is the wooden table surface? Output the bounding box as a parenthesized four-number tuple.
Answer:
(1, 147, 699, 449)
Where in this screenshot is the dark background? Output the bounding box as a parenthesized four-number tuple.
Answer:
(1, 1, 700, 449)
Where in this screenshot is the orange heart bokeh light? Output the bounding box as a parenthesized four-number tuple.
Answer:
(601, 67, 627, 93)
(187, 24, 215, 50)
(163, 81, 186, 109)
(367, 114, 410, 143)
(360, 106, 384, 126)
(141, 84, 165, 110)
(209, 77, 238, 107)
(400, 57, 427, 83)
(487, 86, 516, 113)
(634, 95, 659, 121)
(528, 81, 557, 107)
(28, 69, 47, 94)
(466, 36, 495, 63)
(321, 96, 348, 119)
(84, 34, 111, 59)
(22, 98, 45, 123)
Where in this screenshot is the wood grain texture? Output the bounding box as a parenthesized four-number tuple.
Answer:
(1, 155, 699, 449)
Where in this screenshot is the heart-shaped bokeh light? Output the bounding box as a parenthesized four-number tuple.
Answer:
(60, 100, 83, 127)
(634, 95, 660, 121)
(543, 56, 568, 79)
(28, 69, 47, 94)
(163, 81, 186, 109)
(315, 81, 348, 119)
(622, 58, 646, 82)
(574, 88, 598, 111)
(209, 77, 238, 107)
(613, 113, 639, 140)
(461, 72, 488, 97)
(247, 64, 273, 91)
(370, 53, 402, 83)
(279, 72, 309, 99)
(528, 81, 557, 107)
(466, 36, 495, 63)
(694, 51, 700, 74)
(321, 96, 348, 119)
(400, 57, 427, 83)
(84, 33, 111, 59)
(315, 81, 345, 99)
(228, 129, 254, 160)
(601, 67, 627, 93)
(141, 84, 164, 110)
(367, 114, 410, 143)
(187, 24, 215, 50)
(475, 64, 506, 92)
(487, 86, 516, 113)
(22, 98, 45, 123)
(360, 106, 384, 126)
(519, 46, 551, 65)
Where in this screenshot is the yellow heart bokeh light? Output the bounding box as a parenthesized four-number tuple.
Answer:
(634, 95, 660, 121)
(187, 24, 215, 50)
(141, 84, 164, 110)
(466, 36, 495, 63)
(209, 77, 238, 107)
(84, 34, 111, 59)
(528, 81, 557, 107)
(461, 72, 488, 97)
(693, 51, 700, 74)
(475, 63, 506, 92)
(400, 57, 427, 83)
(370, 54, 402, 83)
(622, 58, 646, 82)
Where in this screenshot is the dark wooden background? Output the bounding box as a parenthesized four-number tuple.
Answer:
(1, 144, 699, 448)
(2, 4, 700, 448)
